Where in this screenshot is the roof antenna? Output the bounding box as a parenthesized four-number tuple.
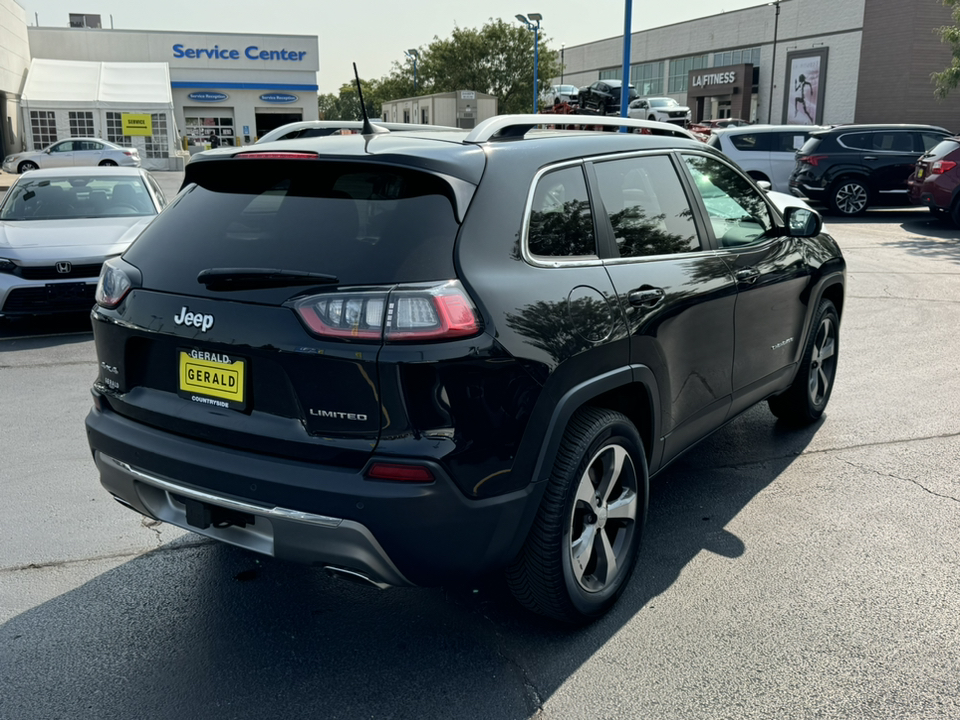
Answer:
(353, 63, 387, 135)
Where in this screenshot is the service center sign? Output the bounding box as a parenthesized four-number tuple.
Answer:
(173, 43, 308, 62)
(122, 113, 153, 136)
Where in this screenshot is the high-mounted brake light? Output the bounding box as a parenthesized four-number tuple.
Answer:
(931, 160, 957, 174)
(366, 462, 435, 483)
(291, 280, 481, 343)
(236, 152, 319, 160)
(800, 155, 827, 167)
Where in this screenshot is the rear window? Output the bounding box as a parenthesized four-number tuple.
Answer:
(798, 136, 822, 155)
(928, 139, 960, 159)
(124, 160, 461, 292)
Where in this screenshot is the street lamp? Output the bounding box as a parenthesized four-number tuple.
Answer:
(516, 13, 542, 114)
(405, 48, 420, 96)
(766, 0, 792, 123)
(561, 43, 565, 85)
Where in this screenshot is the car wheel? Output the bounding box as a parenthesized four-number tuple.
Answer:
(829, 178, 870, 216)
(99, 160, 118, 166)
(17, 160, 38, 173)
(768, 299, 839, 425)
(507, 407, 647, 623)
(648, 115, 656, 122)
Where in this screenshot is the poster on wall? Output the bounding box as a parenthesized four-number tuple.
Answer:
(782, 48, 828, 125)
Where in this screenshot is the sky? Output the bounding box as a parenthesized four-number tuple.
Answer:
(17, 0, 766, 94)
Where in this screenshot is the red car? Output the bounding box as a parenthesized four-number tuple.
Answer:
(688, 118, 750, 140)
(908, 135, 960, 225)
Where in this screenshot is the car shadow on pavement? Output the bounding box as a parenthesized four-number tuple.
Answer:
(0, 405, 821, 720)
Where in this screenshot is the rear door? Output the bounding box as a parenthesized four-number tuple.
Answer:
(726, 130, 773, 184)
(769, 130, 811, 193)
(75, 139, 106, 166)
(861, 130, 924, 196)
(590, 152, 737, 465)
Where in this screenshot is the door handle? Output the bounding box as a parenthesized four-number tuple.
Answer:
(863, 155, 877, 161)
(735, 267, 760, 284)
(628, 287, 665, 307)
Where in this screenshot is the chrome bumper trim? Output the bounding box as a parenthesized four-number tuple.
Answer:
(108, 455, 343, 529)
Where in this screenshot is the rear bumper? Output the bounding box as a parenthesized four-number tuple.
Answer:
(85, 401, 543, 587)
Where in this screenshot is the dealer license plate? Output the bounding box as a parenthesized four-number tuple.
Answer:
(178, 349, 246, 410)
(916, 168, 924, 179)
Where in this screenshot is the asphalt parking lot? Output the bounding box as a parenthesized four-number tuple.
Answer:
(0, 182, 958, 718)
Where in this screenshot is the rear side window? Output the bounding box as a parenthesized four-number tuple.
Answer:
(923, 134, 953, 153)
(124, 160, 461, 287)
(729, 133, 772, 152)
(839, 133, 871, 150)
(774, 132, 808, 152)
(593, 155, 701, 258)
(527, 165, 596, 258)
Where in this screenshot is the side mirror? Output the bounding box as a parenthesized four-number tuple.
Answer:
(756, 180, 772, 191)
(784, 206, 823, 238)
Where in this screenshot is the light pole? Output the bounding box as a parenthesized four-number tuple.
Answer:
(516, 13, 542, 114)
(561, 43, 565, 85)
(766, 0, 791, 123)
(405, 48, 420, 96)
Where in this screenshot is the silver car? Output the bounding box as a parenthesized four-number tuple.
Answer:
(2, 138, 141, 174)
(0, 167, 164, 317)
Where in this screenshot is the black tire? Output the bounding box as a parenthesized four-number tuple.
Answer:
(768, 299, 840, 425)
(99, 160, 118, 166)
(648, 115, 656, 122)
(507, 407, 648, 624)
(829, 177, 870, 216)
(18, 160, 38, 173)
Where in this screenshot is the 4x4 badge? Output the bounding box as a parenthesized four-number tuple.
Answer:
(174, 306, 215, 332)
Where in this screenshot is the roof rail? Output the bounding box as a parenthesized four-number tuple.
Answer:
(464, 114, 699, 143)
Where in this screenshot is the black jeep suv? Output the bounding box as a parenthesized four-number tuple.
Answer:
(86, 115, 845, 623)
(789, 123, 952, 215)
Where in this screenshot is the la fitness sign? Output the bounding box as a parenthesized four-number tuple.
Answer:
(691, 71, 737, 88)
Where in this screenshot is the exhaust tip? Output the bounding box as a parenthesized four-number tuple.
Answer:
(323, 565, 391, 590)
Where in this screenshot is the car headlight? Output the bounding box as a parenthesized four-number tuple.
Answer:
(0, 257, 15, 272)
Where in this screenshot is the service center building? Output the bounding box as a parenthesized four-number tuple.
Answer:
(27, 27, 319, 149)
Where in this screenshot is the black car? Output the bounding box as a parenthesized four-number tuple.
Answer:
(86, 114, 845, 624)
(578, 80, 639, 115)
(789, 124, 952, 215)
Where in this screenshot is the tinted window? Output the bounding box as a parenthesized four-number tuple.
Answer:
(873, 132, 916, 152)
(528, 166, 596, 258)
(773, 132, 808, 153)
(125, 160, 460, 288)
(594, 155, 700, 258)
(921, 132, 950, 152)
(683, 155, 774, 248)
(729, 133, 772, 152)
(839, 133, 871, 150)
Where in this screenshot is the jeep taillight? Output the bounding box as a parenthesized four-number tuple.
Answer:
(95, 262, 133, 308)
(291, 280, 481, 342)
(799, 155, 827, 167)
(931, 160, 957, 174)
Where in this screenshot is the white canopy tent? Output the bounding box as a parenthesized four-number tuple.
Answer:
(21, 59, 183, 170)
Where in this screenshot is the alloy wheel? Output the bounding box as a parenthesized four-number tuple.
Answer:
(568, 443, 639, 592)
(808, 315, 837, 407)
(835, 182, 868, 214)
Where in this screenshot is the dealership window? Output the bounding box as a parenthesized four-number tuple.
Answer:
(599, 68, 622, 81)
(68, 111, 95, 137)
(184, 115, 235, 147)
(630, 61, 664, 96)
(144, 113, 169, 158)
(668, 55, 708, 93)
(29, 111, 58, 148)
(105, 112, 124, 144)
(712, 47, 761, 68)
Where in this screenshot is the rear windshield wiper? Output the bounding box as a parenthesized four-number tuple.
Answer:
(198, 268, 339, 291)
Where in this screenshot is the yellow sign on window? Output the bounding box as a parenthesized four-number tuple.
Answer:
(122, 114, 153, 136)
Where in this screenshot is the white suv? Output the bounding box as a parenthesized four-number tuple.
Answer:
(627, 97, 691, 126)
(708, 125, 823, 193)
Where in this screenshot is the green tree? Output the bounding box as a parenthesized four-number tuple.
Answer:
(933, 0, 960, 98)
(333, 18, 562, 115)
